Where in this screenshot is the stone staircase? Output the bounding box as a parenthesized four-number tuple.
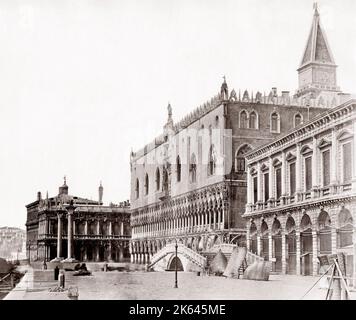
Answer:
(202, 244, 264, 277)
(148, 243, 207, 270)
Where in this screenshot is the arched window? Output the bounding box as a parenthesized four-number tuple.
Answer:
(240, 110, 248, 129)
(135, 179, 139, 199)
(190, 153, 197, 183)
(235, 144, 253, 173)
(208, 145, 216, 176)
(270, 112, 280, 133)
(249, 111, 258, 129)
(176, 156, 181, 182)
(162, 168, 169, 192)
(301, 146, 313, 192)
(144, 173, 149, 195)
(155, 168, 160, 191)
(273, 159, 282, 199)
(215, 116, 219, 126)
(294, 113, 303, 127)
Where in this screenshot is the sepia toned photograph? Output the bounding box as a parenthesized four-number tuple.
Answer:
(0, 0, 356, 305)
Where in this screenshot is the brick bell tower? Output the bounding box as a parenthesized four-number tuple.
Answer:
(295, 3, 341, 107)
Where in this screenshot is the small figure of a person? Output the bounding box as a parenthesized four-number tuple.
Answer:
(43, 259, 47, 270)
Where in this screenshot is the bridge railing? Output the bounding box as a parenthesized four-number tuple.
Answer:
(148, 243, 206, 269)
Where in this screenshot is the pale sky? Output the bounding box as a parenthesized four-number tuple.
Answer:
(0, 0, 355, 229)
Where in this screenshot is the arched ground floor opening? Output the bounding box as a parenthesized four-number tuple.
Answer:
(167, 256, 184, 271)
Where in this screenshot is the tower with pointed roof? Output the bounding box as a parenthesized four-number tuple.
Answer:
(295, 3, 341, 106)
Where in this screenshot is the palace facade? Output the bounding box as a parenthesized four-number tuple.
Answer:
(26, 179, 131, 263)
(244, 98, 356, 282)
(128, 6, 346, 269)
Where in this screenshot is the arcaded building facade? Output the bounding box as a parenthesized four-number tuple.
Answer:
(244, 99, 356, 281)
(244, 5, 356, 280)
(129, 5, 350, 270)
(26, 179, 131, 263)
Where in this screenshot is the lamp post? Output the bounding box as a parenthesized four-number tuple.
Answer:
(174, 239, 178, 288)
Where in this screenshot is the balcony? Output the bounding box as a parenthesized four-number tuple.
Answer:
(38, 233, 130, 241)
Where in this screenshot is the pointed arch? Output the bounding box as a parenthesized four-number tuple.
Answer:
(144, 173, 149, 195)
(176, 155, 181, 182)
(235, 144, 253, 173)
(135, 178, 140, 199)
(162, 168, 169, 192)
(249, 110, 259, 129)
(190, 153, 197, 183)
(208, 145, 216, 176)
(239, 109, 249, 129)
(294, 113, 303, 127)
(270, 111, 280, 133)
(155, 168, 160, 191)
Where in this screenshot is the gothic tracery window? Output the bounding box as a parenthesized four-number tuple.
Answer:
(135, 178, 139, 199)
(155, 168, 160, 191)
(271, 112, 280, 133)
(176, 156, 181, 182)
(190, 153, 197, 183)
(240, 110, 248, 129)
(208, 146, 216, 176)
(294, 113, 303, 127)
(235, 144, 253, 173)
(144, 173, 149, 195)
(249, 111, 258, 129)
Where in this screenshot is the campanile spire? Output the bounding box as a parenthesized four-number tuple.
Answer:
(295, 3, 341, 106)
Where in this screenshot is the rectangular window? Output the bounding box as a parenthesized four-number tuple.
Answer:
(276, 168, 282, 199)
(253, 177, 258, 204)
(264, 173, 269, 202)
(290, 162, 296, 195)
(343, 142, 352, 183)
(305, 157, 312, 191)
(322, 150, 330, 187)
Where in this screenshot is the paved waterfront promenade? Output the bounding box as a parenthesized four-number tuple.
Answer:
(4, 264, 355, 300)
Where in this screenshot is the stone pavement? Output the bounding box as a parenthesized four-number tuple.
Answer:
(4, 267, 356, 300)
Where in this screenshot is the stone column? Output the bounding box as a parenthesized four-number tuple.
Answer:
(96, 220, 100, 235)
(73, 220, 76, 236)
(83, 247, 87, 261)
(108, 221, 112, 236)
(107, 242, 113, 262)
(217, 208, 221, 230)
(84, 221, 88, 235)
(296, 231, 301, 275)
(95, 245, 100, 262)
(312, 230, 318, 276)
(52, 212, 63, 261)
(268, 233, 273, 262)
(63, 202, 77, 262)
(257, 234, 261, 256)
(246, 224, 250, 252)
(281, 231, 286, 274)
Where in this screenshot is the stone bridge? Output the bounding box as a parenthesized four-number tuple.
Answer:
(148, 243, 207, 272)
